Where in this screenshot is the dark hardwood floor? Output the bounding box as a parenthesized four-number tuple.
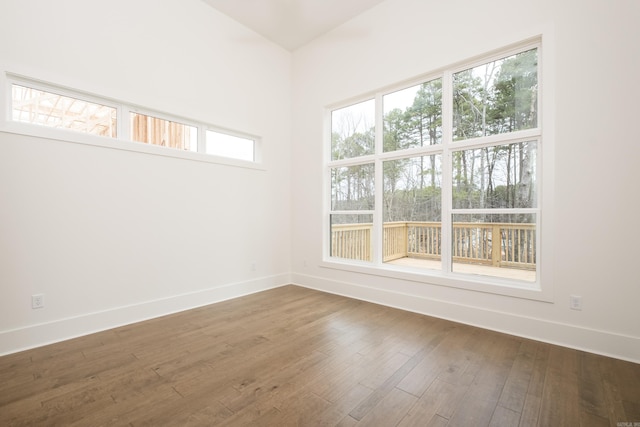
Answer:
(1, 285, 639, 426)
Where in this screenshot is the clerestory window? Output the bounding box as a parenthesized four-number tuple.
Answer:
(5, 75, 260, 167)
(326, 41, 541, 288)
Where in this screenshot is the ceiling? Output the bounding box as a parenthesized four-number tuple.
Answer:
(201, 0, 388, 51)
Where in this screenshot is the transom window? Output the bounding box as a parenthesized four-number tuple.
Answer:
(12, 84, 117, 137)
(130, 112, 198, 152)
(206, 130, 255, 162)
(326, 42, 540, 286)
(6, 75, 259, 165)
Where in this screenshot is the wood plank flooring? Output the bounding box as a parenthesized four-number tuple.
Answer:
(1, 285, 639, 426)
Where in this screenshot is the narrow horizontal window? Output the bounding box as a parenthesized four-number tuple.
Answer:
(205, 130, 255, 162)
(5, 76, 261, 167)
(130, 112, 197, 152)
(11, 84, 117, 137)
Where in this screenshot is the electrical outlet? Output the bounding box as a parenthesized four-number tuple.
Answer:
(251, 262, 256, 271)
(32, 294, 45, 309)
(569, 295, 582, 311)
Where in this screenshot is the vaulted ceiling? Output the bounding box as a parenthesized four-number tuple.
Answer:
(201, 0, 388, 51)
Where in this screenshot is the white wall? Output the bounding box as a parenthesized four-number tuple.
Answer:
(291, 0, 640, 362)
(0, 0, 292, 354)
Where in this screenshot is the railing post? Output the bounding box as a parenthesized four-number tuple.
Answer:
(492, 224, 502, 267)
(402, 223, 408, 258)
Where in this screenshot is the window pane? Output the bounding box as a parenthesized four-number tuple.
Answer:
(206, 130, 254, 161)
(130, 113, 197, 152)
(383, 155, 442, 270)
(452, 141, 537, 209)
(331, 99, 375, 160)
(12, 84, 117, 137)
(331, 163, 374, 210)
(453, 48, 538, 141)
(383, 79, 442, 152)
(452, 213, 536, 282)
(330, 214, 373, 262)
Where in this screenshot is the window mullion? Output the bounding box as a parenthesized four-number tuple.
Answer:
(441, 71, 453, 275)
(198, 125, 206, 154)
(373, 92, 384, 265)
(1, 73, 9, 126)
(119, 106, 130, 142)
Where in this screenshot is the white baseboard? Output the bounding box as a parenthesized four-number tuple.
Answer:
(292, 273, 640, 364)
(5, 272, 638, 364)
(0, 274, 290, 357)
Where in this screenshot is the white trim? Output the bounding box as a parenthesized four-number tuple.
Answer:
(327, 154, 377, 168)
(373, 91, 384, 264)
(449, 40, 542, 76)
(0, 72, 8, 124)
(0, 123, 265, 170)
(292, 275, 640, 364)
(451, 208, 538, 215)
(128, 105, 191, 122)
(329, 210, 375, 215)
(323, 107, 332, 261)
(0, 274, 290, 357)
(8, 74, 121, 111)
(449, 128, 541, 150)
(5, 276, 637, 364)
(205, 128, 259, 162)
(119, 104, 129, 144)
(442, 69, 454, 277)
(319, 258, 547, 300)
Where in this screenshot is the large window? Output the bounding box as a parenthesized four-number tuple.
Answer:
(5, 75, 259, 166)
(326, 42, 541, 287)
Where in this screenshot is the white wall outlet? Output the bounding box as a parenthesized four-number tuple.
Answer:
(32, 294, 45, 309)
(569, 295, 582, 311)
(251, 262, 256, 271)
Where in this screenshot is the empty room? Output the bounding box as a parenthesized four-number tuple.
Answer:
(1, 0, 638, 425)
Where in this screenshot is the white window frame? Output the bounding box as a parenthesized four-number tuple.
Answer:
(128, 108, 199, 153)
(7, 75, 121, 139)
(322, 37, 552, 302)
(205, 128, 257, 162)
(1, 72, 263, 170)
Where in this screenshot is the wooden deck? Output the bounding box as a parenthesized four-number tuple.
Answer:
(1, 286, 637, 426)
(388, 257, 536, 282)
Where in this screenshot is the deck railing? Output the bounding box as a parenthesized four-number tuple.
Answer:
(331, 221, 536, 270)
(330, 223, 372, 262)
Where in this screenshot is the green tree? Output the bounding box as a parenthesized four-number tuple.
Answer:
(489, 49, 538, 134)
(403, 80, 442, 188)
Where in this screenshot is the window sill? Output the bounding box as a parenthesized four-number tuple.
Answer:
(319, 258, 552, 303)
(0, 122, 266, 171)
